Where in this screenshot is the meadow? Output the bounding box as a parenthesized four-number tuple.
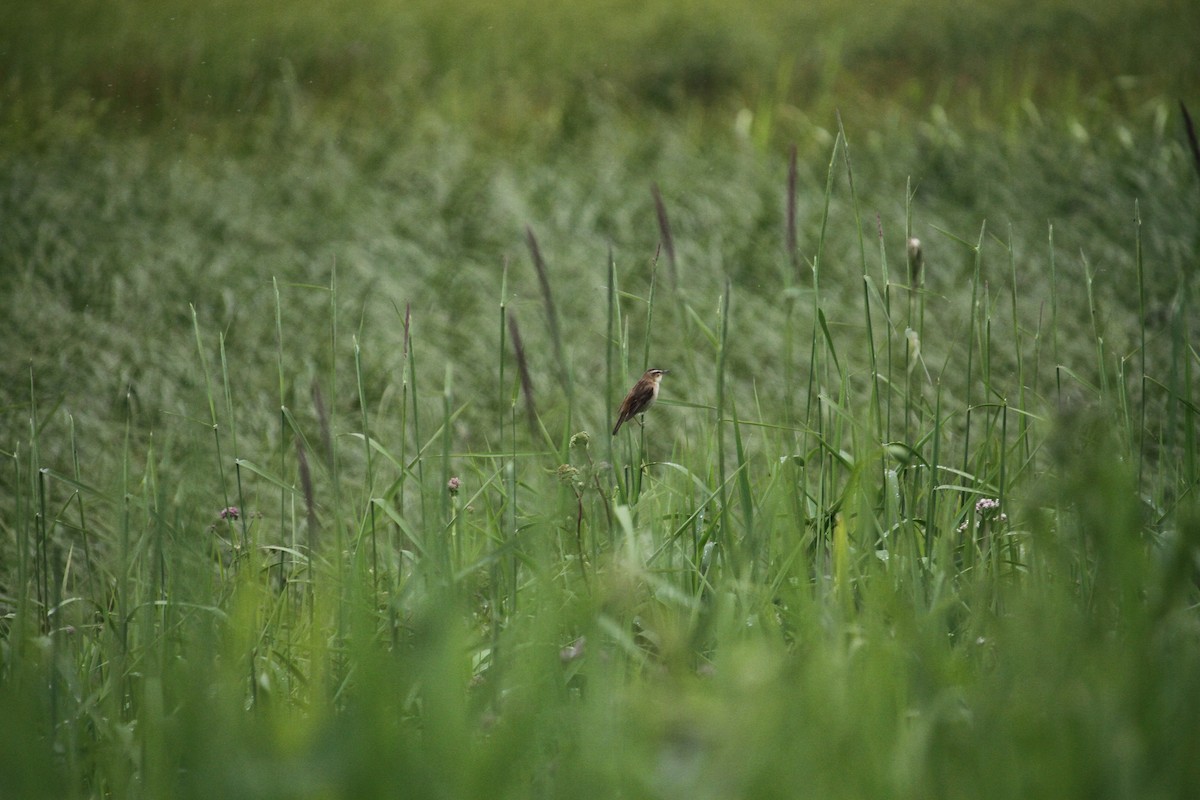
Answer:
(2, 1, 1200, 797)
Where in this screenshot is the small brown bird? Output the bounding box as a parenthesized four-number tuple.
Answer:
(612, 369, 668, 435)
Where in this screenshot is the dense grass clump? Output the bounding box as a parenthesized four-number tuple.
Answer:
(2, 1, 1200, 797)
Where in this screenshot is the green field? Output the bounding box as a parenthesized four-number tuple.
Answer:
(3, 1, 1200, 797)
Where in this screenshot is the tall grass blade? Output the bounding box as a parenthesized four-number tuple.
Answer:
(961, 223, 986, 483)
(805, 131, 843, 439)
(787, 144, 798, 275)
(715, 279, 738, 574)
(507, 314, 539, 439)
(1049, 224, 1062, 408)
(1181, 101, 1200, 182)
(1005, 227, 1031, 461)
(441, 363, 454, 576)
(1134, 200, 1146, 488)
(925, 381, 943, 559)
(296, 436, 318, 550)
(311, 378, 334, 468)
(274, 277, 288, 552)
(607, 248, 623, 505)
(651, 183, 677, 290)
(731, 399, 756, 575)
(525, 227, 572, 407)
(499, 256, 509, 460)
(1082, 251, 1110, 399)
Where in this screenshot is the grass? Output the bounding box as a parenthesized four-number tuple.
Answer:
(3, 0, 1200, 797)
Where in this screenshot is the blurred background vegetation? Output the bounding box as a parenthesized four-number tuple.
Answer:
(2, 0, 1196, 449)
(2, 1, 1200, 798)
(2, 0, 1197, 133)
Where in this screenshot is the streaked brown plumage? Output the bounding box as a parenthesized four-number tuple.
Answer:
(612, 369, 667, 435)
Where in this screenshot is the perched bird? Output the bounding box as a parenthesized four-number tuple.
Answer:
(612, 369, 668, 435)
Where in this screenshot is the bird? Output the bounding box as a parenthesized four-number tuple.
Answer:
(612, 369, 668, 435)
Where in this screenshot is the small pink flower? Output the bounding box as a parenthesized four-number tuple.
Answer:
(974, 498, 1007, 523)
(957, 498, 1008, 533)
(219, 506, 240, 521)
(447, 477, 461, 495)
(560, 636, 586, 663)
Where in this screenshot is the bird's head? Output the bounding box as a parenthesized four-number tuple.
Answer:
(645, 368, 668, 383)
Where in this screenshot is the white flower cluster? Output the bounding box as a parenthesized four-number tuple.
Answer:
(958, 498, 1008, 533)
